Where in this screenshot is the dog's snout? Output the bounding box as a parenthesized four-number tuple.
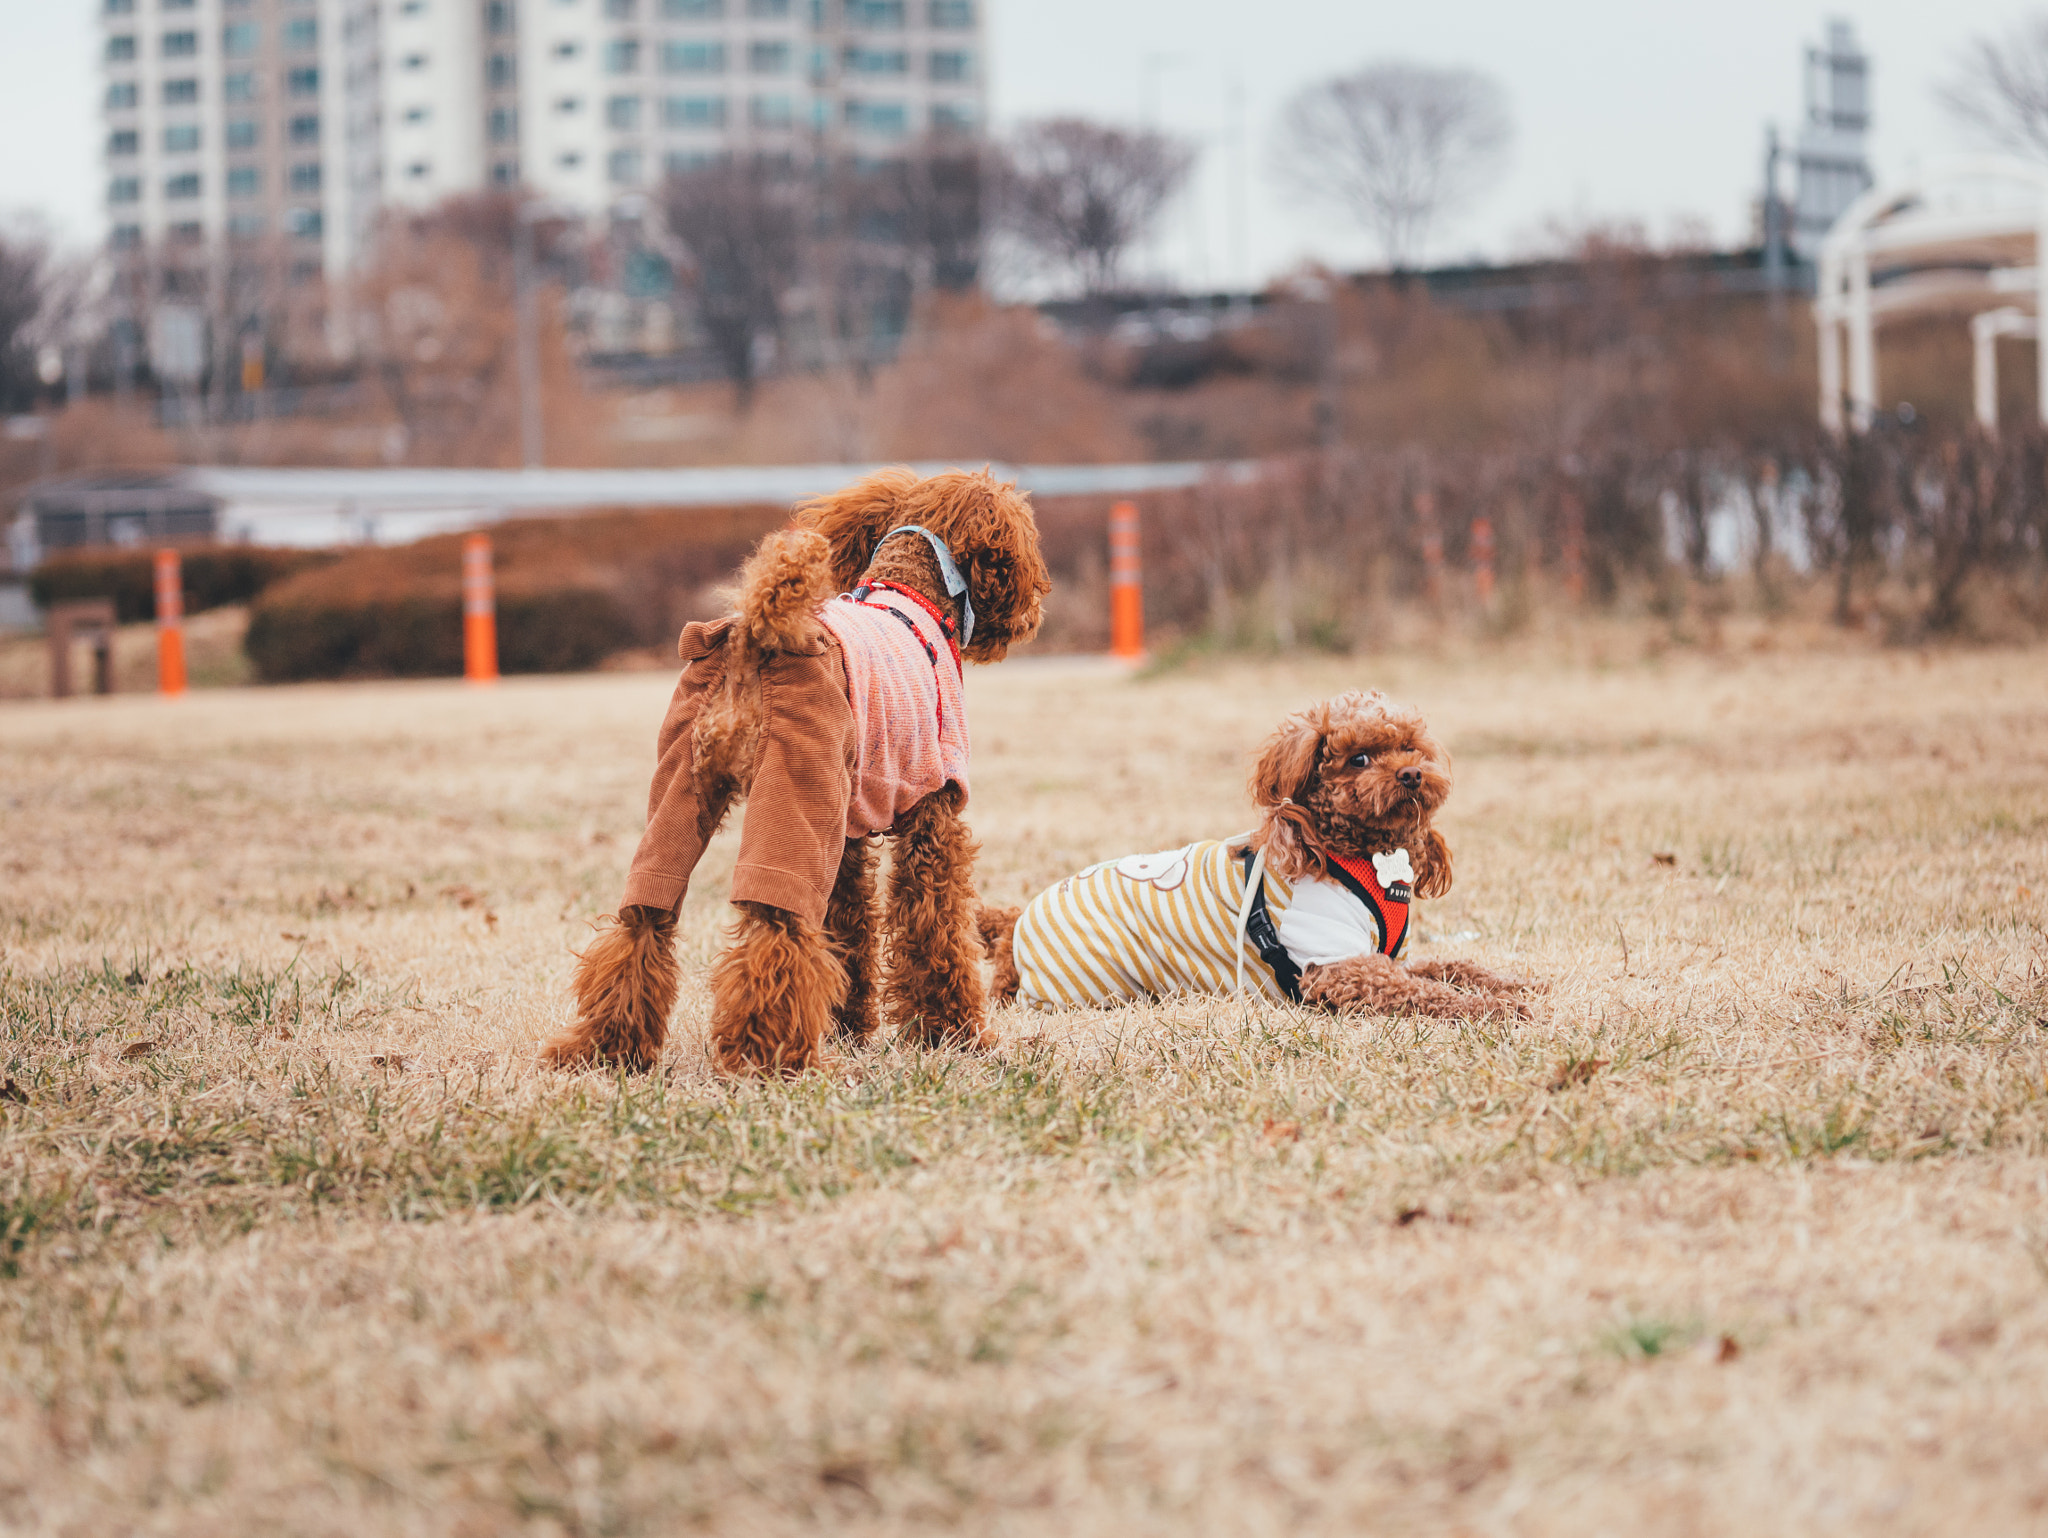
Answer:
(1396, 766, 1425, 791)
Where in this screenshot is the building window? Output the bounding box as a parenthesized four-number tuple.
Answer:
(554, 94, 580, 112)
(604, 0, 635, 14)
(558, 151, 583, 168)
(749, 94, 792, 127)
(401, 0, 426, 11)
(844, 98, 906, 135)
(168, 222, 204, 245)
(661, 0, 722, 14)
(484, 0, 511, 29)
(222, 21, 258, 55)
(164, 123, 201, 152)
(109, 176, 142, 204)
(488, 52, 516, 85)
(287, 66, 319, 95)
(106, 35, 137, 61)
(928, 0, 971, 24)
(407, 160, 430, 178)
(749, 40, 790, 73)
(290, 162, 322, 192)
(664, 148, 719, 174)
(930, 99, 975, 132)
(163, 30, 198, 56)
(559, 38, 585, 60)
(492, 160, 519, 184)
(608, 148, 643, 184)
(104, 0, 134, 12)
(403, 52, 428, 68)
(220, 72, 253, 101)
(601, 38, 637, 70)
(289, 114, 320, 144)
(227, 166, 261, 197)
(404, 104, 430, 123)
(662, 94, 725, 127)
(227, 213, 265, 239)
(107, 81, 140, 109)
(747, 0, 789, 14)
(286, 207, 322, 238)
(165, 172, 202, 199)
(489, 105, 517, 139)
(163, 0, 197, 10)
(661, 40, 724, 73)
(843, 45, 906, 74)
(226, 117, 258, 147)
(606, 93, 641, 127)
(111, 223, 144, 249)
(929, 48, 969, 81)
(108, 129, 140, 156)
(283, 16, 316, 47)
(847, 0, 903, 26)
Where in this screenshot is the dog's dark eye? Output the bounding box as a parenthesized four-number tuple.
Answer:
(1349, 752, 1373, 768)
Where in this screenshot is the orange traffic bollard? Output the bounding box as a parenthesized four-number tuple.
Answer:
(155, 549, 187, 697)
(463, 533, 499, 684)
(1108, 500, 1144, 660)
(1471, 516, 1496, 602)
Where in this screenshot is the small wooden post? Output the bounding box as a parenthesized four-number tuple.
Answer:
(463, 532, 499, 684)
(1108, 500, 1144, 660)
(155, 550, 187, 697)
(1470, 516, 1496, 603)
(47, 599, 117, 699)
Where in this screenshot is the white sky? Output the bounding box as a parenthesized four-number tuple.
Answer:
(1, 0, 2037, 286)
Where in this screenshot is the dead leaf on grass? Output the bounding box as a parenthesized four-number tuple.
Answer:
(1548, 1058, 1609, 1092)
(1260, 1118, 1300, 1146)
(1696, 1333, 1742, 1363)
(279, 931, 307, 942)
(370, 1053, 408, 1070)
(1395, 1207, 1427, 1226)
(439, 885, 482, 909)
(120, 1040, 158, 1060)
(1651, 852, 1678, 868)
(484, 910, 500, 931)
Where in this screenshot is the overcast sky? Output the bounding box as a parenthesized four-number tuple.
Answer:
(1, 0, 2036, 285)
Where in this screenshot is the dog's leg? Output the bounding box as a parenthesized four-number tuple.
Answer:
(1406, 958, 1541, 996)
(885, 785, 993, 1049)
(1300, 954, 1529, 1021)
(710, 901, 846, 1075)
(975, 904, 1022, 1004)
(826, 836, 881, 1042)
(541, 905, 681, 1070)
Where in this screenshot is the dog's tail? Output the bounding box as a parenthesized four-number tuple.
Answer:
(975, 903, 1022, 1003)
(732, 527, 834, 662)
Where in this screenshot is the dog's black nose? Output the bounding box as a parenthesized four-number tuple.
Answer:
(1396, 766, 1424, 790)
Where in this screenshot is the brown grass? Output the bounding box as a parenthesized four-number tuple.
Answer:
(2, 644, 2046, 1533)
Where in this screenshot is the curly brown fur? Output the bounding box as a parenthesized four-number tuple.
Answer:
(550, 465, 1047, 1076)
(711, 902, 847, 1076)
(540, 905, 680, 1070)
(885, 783, 993, 1049)
(826, 836, 881, 1041)
(977, 904, 1022, 1004)
(1240, 689, 1529, 1020)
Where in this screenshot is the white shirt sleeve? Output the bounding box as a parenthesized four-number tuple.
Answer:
(1272, 875, 1382, 967)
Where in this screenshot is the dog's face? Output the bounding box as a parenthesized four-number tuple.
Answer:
(795, 466, 1051, 663)
(1248, 690, 1455, 896)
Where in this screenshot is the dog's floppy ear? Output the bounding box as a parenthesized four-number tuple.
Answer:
(1248, 707, 1326, 878)
(793, 464, 921, 593)
(1410, 827, 1453, 900)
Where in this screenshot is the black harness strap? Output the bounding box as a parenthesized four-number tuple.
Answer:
(1236, 847, 1303, 1002)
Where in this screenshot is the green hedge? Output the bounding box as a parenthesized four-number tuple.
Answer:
(29, 547, 335, 623)
(244, 588, 635, 682)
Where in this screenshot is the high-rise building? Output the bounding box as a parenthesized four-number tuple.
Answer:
(1791, 18, 1872, 258)
(99, 0, 988, 375)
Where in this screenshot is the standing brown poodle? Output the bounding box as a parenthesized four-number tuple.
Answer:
(542, 466, 1049, 1075)
(981, 690, 1532, 1020)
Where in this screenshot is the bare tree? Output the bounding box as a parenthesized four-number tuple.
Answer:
(1276, 62, 1511, 270)
(1939, 14, 2048, 158)
(0, 229, 49, 411)
(996, 118, 1196, 295)
(660, 159, 803, 412)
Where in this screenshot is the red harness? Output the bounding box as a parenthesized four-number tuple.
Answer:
(1324, 849, 1413, 958)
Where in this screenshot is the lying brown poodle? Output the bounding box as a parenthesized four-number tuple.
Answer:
(542, 465, 1049, 1075)
(981, 689, 1532, 1020)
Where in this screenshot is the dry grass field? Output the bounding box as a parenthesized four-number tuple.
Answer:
(3, 642, 2046, 1535)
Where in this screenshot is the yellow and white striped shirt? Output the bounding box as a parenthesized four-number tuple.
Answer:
(1011, 838, 1409, 1009)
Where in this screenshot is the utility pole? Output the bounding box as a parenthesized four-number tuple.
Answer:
(514, 202, 544, 470)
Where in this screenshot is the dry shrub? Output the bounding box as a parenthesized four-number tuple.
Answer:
(28, 545, 335, 623)
(244, 505, 780, 681)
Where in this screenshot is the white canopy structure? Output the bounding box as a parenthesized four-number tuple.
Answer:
(1815, 157, 2048, 434)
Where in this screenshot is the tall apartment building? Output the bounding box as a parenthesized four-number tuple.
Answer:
(100, 0, 987, 372)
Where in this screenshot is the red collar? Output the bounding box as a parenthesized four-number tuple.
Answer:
(861, 579, 963, 671)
